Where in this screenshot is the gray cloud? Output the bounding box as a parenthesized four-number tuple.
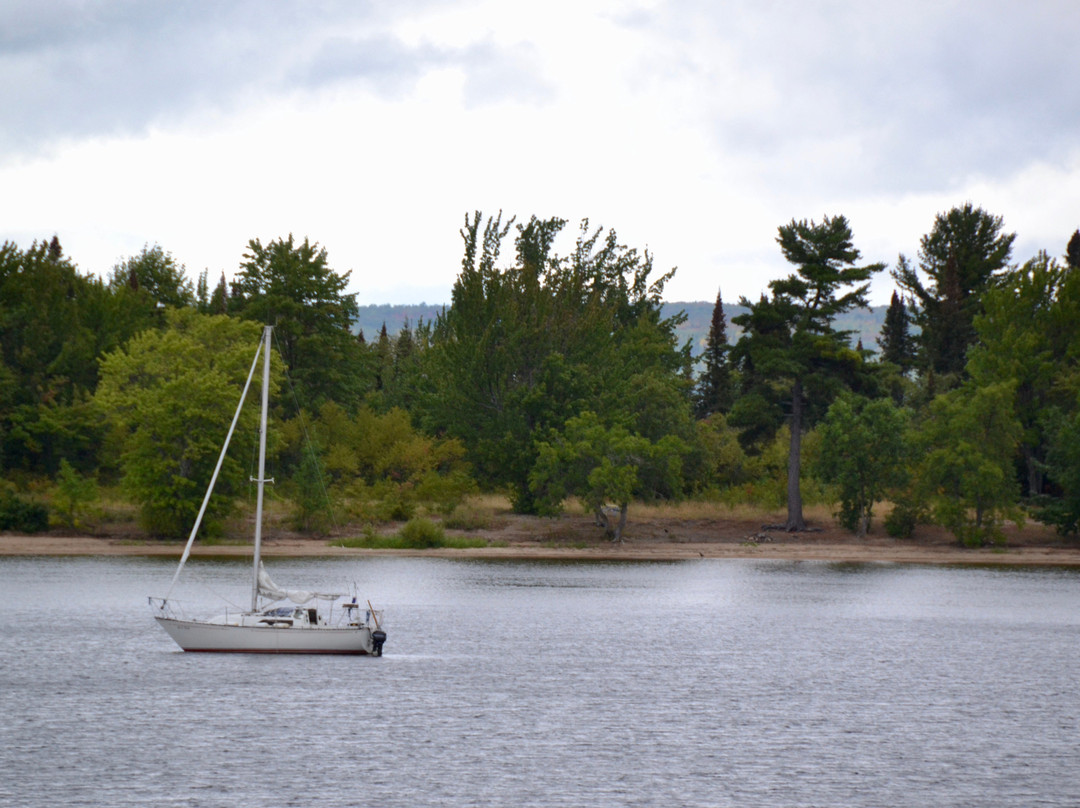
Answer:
(0, 0, 547, 159)
(633, 1, 1080, 195)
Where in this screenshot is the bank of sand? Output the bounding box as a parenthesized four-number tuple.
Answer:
(3, 511, 1079, 566)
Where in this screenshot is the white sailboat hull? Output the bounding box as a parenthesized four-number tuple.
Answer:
(155, 616, 380, 655)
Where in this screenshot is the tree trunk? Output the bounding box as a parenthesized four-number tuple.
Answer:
(786, 379, 806, 531)
(612, 503, 628, 542)
(1023, 447, 1043, 497)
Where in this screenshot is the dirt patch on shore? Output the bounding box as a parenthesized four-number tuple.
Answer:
(3, 511, 1079, 566)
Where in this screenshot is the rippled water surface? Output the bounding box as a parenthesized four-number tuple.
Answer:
(2, 556, 1079, 807)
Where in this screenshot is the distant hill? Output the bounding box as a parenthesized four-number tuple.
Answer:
(665, 301, 889, 357)
(353, 303, 446, 342)
(355, 301, 888, 356)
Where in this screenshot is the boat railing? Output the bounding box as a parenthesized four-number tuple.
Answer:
(148, 596, 193, 621)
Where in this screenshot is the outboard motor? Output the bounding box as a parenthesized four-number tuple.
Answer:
(371, 629, 387, 657)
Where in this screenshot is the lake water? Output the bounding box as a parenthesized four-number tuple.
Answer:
(2, 556, 1079, 807)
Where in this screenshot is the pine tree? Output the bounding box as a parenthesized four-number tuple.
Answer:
(731, 215, 884, 531)
(878, 290, 914, 372)
(209, 271, 228, 314)
(892, 203, 1015, 377)
(694, 287, 733, 418)
(1066, 229, 1080, 270)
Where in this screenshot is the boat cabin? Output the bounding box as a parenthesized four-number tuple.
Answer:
(257, 605, 323, 627)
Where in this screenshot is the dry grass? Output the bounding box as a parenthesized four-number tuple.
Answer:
(619, 499, 836, 525)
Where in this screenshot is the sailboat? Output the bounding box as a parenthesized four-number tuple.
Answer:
(150, 325, 387, 656)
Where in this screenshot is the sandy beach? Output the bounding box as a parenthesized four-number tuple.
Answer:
(4, 511, 1079, 566)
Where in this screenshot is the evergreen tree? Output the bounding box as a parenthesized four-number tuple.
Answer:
(694, 287, 734, 418)
(1066, 229, 1080, 270)
(878, 290, 915, 372)
(892, 203, 1015, 377)
(209, 271, 229, 314)
(374, 323, 392, 391)
(232, 235, 365, 410)
(195, 269, 209, 310)
(731, 215, 884, 531)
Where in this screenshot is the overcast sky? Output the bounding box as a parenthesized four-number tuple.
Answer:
(2, 0, 1077, 305)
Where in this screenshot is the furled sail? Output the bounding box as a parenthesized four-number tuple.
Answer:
(257, 562, 341, 604)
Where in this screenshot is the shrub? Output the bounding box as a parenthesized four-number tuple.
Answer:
(397, 517, 445, 548)
(0, 490, 49, 533)
(884, 502, 919, 539)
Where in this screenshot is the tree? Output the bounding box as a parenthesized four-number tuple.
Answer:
(1038, 411, 1080, 535)
(529, 411, 686, 541)
(108, 244, 195, 308)
(816, 394, 908, 536)
(95, 311, 269, 537)
(916, 381, 1023, 546)
(878, 290, 915, 373)
(231, 235, 365, 410)
(54, 458, 98, 529)
(279, 401, 474, 523)
(694, 287, 734, 418)
(892, 203, 1015, 377)
(0, 238, 117, 474)
(1066, 229, 1080, 270)
(731, 215, 885, 531)
(967, 251, 1072, 497)
(422, 212, 690, 512)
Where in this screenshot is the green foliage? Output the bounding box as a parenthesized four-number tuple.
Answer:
(288, 444, 334, 534)
(530, 411, 688, 540)
(694, 287, 734, 417)
(688, 414, 756, 496)
(968, 251, 1074, 498)
(0, 239, 139, 474)
(0, 484, 49, 533)
(1033, 411, 1080, 535)
(816, 394, 909, 536)
(95, 311, 268, 537)
(54, 458, 98, 529)
(893, 203, 1015, 377)
(422, 212, 690, 513)
(884, 499, 922, 539)
(108, 244, 195, 308)
(232, 235, 366, 410)
(281, 402, 475, 524)
(731, 215, 885, 530)
(916, 381, 1023, 546)
(878, 290, 915, 374)
(397, 517, 446, 548)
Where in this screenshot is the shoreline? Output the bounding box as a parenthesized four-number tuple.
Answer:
(4, 533, 1080, 567)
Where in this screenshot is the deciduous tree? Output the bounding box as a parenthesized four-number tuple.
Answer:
(816, 394, 908, 536)
(423, 212, 690, 512)
(95, 311, 269, 537)
(916, 381, 1023, 546)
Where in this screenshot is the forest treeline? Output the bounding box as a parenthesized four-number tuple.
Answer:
(2, 205, 1080, 546)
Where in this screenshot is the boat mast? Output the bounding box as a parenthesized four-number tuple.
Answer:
(251, 325, 272, 612)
